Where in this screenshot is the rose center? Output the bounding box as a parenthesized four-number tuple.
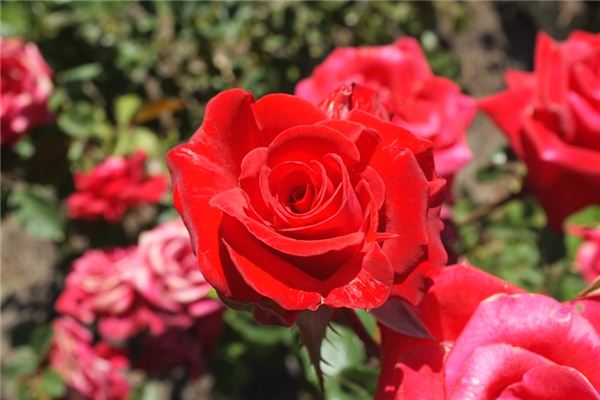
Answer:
(288, 184, 313, 214)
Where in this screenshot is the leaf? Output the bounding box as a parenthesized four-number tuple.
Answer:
(8, 186, 64, 241)
(299, 322, 375, 400)
(56, 63, 102, 83)
(30, 325, 53, 359)
(565, 205, 600, 228)
(39, 369, 66, 398)
(115, 94, 142, 126)
(296, 307, 333, 391)
(370, 298, 433, 339)
(4, 347, 39, 376)
(225, 310, 293, 346)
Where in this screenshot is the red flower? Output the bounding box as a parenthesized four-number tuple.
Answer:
(376, 264, 600, 400)
(481, 31, 600, 230)
(50, 317, 130, 400)
(67, 152, 168, 222)
(167, 89, 446, 325)
(296, 38, 476, 181)
(0, 38, 53, 145)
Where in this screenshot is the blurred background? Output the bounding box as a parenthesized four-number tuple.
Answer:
(1, 2, 599, 399)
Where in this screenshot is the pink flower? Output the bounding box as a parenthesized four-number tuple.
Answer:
(132, 219, 223, 327)
(0, 38, 53, 145)
(296, 37, 476, 181)
(571, 226, 600, 283)
(56, 220, 222, 340)
(376, 264, 600, 400)
(50, 317, 130, 400)
(67, 151, 168, 223)
(480, 31, 600, 230)
(55, 247, 166, 340)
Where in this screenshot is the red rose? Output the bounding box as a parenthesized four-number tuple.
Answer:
(167, 89, 446, 324)
(376, 264, 600, 400)
(67, 151, 168, 222)
(296, 38, 476, 182)
(0, 38, 53, 145)
(481, 31, 600, 230)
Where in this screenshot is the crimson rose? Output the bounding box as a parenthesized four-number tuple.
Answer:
(481, 31, 600, 230)
(167, 89, 446, 324)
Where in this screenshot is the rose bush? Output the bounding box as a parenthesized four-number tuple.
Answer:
(0, 38, 53, 145)
(67, 151, 168, 222)
(376, 264, 600, 400)
(481, 31, 600, 230)
(296, 38, 476, 182)
(168, 88, 446, 325)
(50, 317, 130, 400)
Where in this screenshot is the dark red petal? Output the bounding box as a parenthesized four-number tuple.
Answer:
(348, 109, 436, 180)
(209, 187, 365, 258)
(378, 149, 430, 275)
(266, 124, 361, 169)
(186, 89, 261, 177)
(167, 145, 259, 303)
(322, 243, 393, 309)
(251, 93, 327, 142)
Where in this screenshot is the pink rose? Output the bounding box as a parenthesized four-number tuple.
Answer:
(50, 317, 130, 400)
(376, 264, 600, 400)
(480, 31, 600, 230)
(570, 226, 600, 283)
(67, 151, 168, 222)
(132, 219, 223, 327)
(0, 38, 53, 145)
(296, 37, 476, 181)
(55, 247, 166, 340)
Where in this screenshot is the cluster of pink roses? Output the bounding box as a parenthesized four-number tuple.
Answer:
(51, 219, 222, 399)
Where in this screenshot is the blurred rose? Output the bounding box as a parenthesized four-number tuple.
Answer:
(0, 38, 53, 145)
(376, 264, 600, 400)
(296, 37, 476, 181)
(50, 317, 130, 400)
(55, 247, 166, 340)
(67, 151, 168, 222)
(481, 31, 600, 230)
(132, 219, 223, 327)
(570, 226, 600, 283)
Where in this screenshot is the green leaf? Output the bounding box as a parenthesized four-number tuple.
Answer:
(30, 325, 53, 359)
(225, 310, 293, 346)
(56, 63, 102, 83)
(8, 186, 64, 241)
(39, 369, 66, 398)
(565, 205, 600, 228)
(299, 322, 375, 400)
(115, 94, 142, 126)
(5, 347, 40, 376)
